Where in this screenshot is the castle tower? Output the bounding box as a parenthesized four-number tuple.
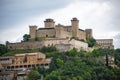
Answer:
(85, 29, 93, 39)
(29, 25, 37, 39)
(44, 18, 55, 28)
(55, 27, 64, 38)
(71, 17, 79, 37)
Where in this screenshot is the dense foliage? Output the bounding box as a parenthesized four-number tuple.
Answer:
(24, 70, 41, 80)
(114, 49, 120, 67)
(87, 37, 96, 47)
(0, 44, 8, 56)
(26, 47, 120, 80)
(1, 44, 120, 80)
(39, 46, 58, 57)
(23, 34, 30, 41)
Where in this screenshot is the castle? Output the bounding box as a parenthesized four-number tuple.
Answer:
(29, 18, 92, 41)
(7, 18, 114, 51)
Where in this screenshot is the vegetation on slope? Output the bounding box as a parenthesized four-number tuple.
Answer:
(0, 44, 8, 56)
(1, 48, 39, 56)
(87, 37, 96, 47)
(1, 44, 120, 80)
(25, 46, 120, 80)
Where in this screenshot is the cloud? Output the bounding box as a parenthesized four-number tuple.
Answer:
(114, 33, 120, 39)
(0, 0, 72, 30)
(113, 33, 120, 49)
(40, 0, 113, 38)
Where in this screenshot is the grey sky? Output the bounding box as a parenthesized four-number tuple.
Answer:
(0, 0, 120, 48)
(0, 0, 71, 30)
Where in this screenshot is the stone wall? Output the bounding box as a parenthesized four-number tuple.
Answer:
(7, 41, 44, 50)
(37, 28, 55, 38)
(77, 30, 86, 41)
(62, 26, 72, 32)
(55, 44, 74, 52)
(55, 27, 72, 38)
(70, 39, 88, 51)
(7, 38, 89, 52)
(7, 38, 69, 50)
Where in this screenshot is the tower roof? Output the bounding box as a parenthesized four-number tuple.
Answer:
(71, 17, 79, 21)
(44, 18, 54, 22)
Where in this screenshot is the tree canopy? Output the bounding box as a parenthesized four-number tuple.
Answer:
(23, 34, 30, 41)
(87, 37, 96, 47)
(26, 47, 120, 80)
(0, 44, 8, 56)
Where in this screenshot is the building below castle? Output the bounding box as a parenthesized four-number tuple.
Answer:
(96, 39, 114, 49)
(0, 52, 51, 80)
(0, 52, 51, 71)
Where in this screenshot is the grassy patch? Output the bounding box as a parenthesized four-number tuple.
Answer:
(2, 49, 39, 56)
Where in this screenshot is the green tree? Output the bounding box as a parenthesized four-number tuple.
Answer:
(0, 44, 8, 56)
(23, 34, 30, 41)
(27, 70, 41, 80)
(40, 46, 58, 53)
(91, 49, 100, 57)
(87, 37, 96, 47)
(114, 49, 120, 67)
(68, 48, 78, 56)
(45, 71, 61, 80)
(56, 58, 64, 68)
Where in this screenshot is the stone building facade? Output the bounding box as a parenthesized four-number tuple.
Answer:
(0, 52, 51, 70)
(0, 52, 51, 80)
(96, 39, 114, 49)
(29, 18, 93, 41)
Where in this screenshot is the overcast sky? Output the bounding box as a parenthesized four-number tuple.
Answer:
(0, 0, 120, 49)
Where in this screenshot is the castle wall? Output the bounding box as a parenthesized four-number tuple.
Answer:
(62, 26, 72, 32)
(7, 39, 69, 50)
(7, 38, 88, 52)
(77, 30, 86, 41)
(7, 42, 44, 50)
(36, 28, 56, 38)
(70, 39, 88, 51)
(55, 44, 74, 52)
(44, 38, 69, 46)
(55, 27, 72, 38)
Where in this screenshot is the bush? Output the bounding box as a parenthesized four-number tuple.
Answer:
(40, 46, 58, 53)
(87, 38, 96, 47)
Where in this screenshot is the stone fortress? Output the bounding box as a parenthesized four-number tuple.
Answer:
(7, 18, 114, 51)
(29, 18, 92, 41)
